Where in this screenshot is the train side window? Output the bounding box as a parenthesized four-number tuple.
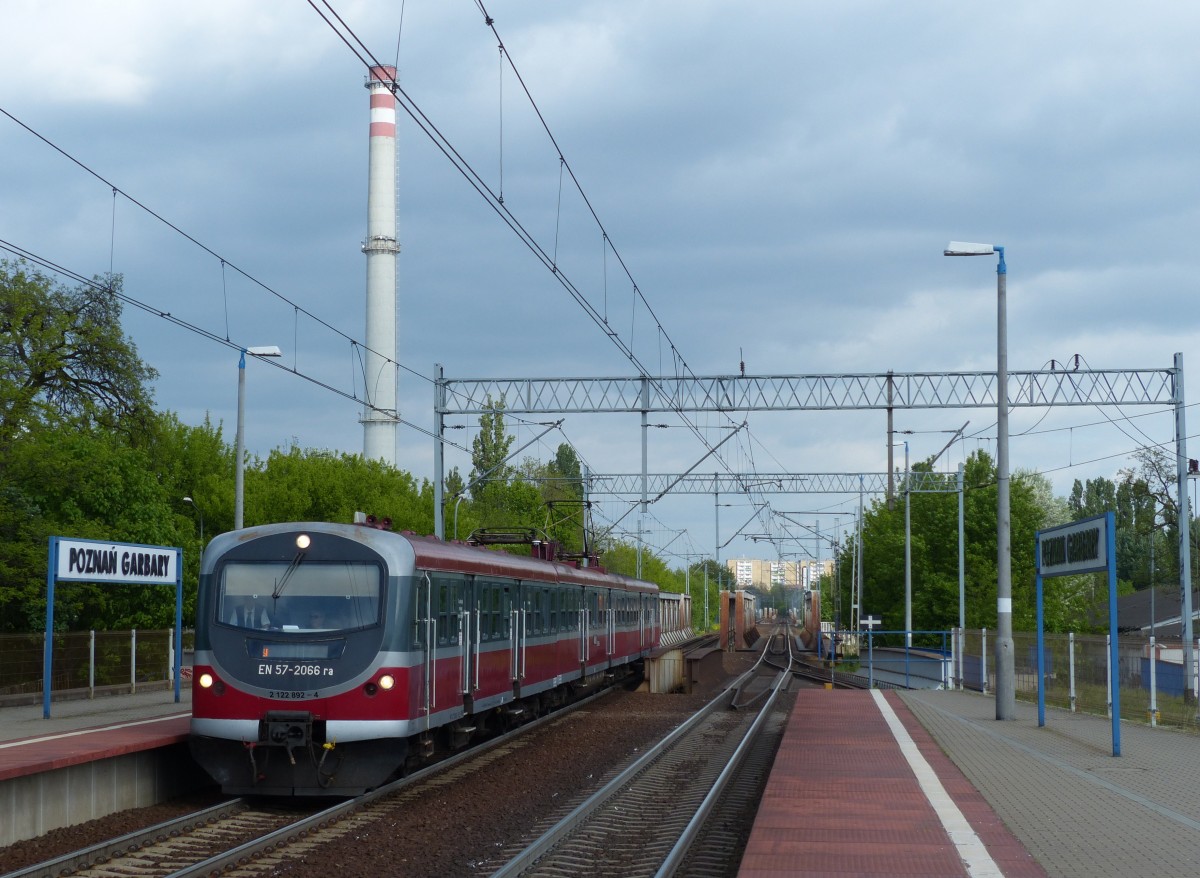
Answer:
(485, 584, 497, 640)
(412, 579, 426, 648)
(499, 586, 511, 639)
(436, 584, 450, 646)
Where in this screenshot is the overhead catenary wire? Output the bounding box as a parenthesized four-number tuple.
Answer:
(0, 239, 473, 456)
(306, 1, 760, 493)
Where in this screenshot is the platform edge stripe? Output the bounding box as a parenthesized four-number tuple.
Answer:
(870, 689, 1004, 878)
(0, 712, 191, 749)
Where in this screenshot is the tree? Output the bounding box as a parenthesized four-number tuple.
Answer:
(0, 416, 200, 632)
(252, 444, 433, 534)
(469, 395, 513, 501)
(599, 541, 682, 593)
(0, 261, 157, 448)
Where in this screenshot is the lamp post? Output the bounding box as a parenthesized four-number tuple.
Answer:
(945, 241, 1014, 721)
(235, 345, 282, 530)
(182, 496, 204, 546)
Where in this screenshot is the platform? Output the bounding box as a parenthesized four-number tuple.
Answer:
(739, 687, 1200, 877)
(0, 687, 203, 846)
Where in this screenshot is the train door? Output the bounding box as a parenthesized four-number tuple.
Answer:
(460, 577, 478, 708)
(510, 583, 526, 689)
(414, 572, 433, 731)
(579, 587, 592, 672)
(638, 593, 646, 650)
(415, 574, 468, 722)
(606, 589, 616, 660)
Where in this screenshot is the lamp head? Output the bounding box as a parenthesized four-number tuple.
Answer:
(245, 345, 283, 357)
(944, 241, 995, 256)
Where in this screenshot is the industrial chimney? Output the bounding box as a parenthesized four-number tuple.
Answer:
(361, 65, 400, 465)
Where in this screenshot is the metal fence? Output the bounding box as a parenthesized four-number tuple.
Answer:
(953, 627, 1200, 733)
(0, 629, 194, 698)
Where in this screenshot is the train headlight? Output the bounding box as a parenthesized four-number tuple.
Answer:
(296, 533, 311, 550)
(199, 673, 214, 689)
(379, 674, 395, 691)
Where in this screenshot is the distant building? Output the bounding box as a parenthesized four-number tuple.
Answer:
(725, 557, 832, 591)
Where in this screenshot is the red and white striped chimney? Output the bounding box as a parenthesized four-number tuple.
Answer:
(362, 65, 400, 465)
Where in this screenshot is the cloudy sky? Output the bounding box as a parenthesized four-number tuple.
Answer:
(3, 1, 1198, 566)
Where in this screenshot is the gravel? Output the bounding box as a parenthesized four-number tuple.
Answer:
(0, 652, 758, 876)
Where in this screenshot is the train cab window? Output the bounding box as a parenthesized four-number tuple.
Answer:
(218, 560, 381, 633)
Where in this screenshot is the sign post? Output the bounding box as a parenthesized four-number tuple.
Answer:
(1035, 512, 1119, 755)
(44, 537, 183, 719)
(860, 615, 881, 689)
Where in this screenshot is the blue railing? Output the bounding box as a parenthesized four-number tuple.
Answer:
(819, 629, 951, 689)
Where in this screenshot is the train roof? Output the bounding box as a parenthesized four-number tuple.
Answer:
(399, 531, 658, 594)
(203, 522, 658, 595)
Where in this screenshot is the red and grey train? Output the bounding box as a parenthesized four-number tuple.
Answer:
(189, 521, 666, 795)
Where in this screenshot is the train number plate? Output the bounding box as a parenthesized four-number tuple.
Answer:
(267, 690, 319, 700)
(257, 662, 333, 678)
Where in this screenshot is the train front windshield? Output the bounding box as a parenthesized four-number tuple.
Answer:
(218, 561, 382, 632)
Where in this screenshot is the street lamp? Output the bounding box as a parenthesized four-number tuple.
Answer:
(235, 345, 282, 530)
(944, 241, 1013, 720)
(182, 496, 205, 546)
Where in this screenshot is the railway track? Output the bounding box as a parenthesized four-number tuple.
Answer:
(3, 688, 618, 878)
(488, 627, 798, 878)
(6, 632, 821, 878)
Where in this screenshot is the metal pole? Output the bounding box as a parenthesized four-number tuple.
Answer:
(904, 441, 911, 647)
(639, 378, 649, 580)
(994, 248, 1015, 720)
(1172, 352, 1194, 710)
(234, 350, 246, 530)
(958, 462, 966, 689)
(945, 242, 1012, 718)
(887, 371, 895, 510)
(434, 364, 446, 539)
(714, 488, 720, 629)
(858, 481, 864, 633)
(957, 462, 966, 632)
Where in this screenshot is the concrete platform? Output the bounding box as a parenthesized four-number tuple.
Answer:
(0, 687, 206, 846)
(739, 687, 1200, 877)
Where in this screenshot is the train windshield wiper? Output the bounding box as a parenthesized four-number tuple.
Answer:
(272, 552, 305, 600)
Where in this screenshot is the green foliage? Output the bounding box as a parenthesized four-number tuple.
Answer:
(469, 395, 513, 504)
(0, 416, 205, 631)
(250, 445, 433, 534)
(599, 541, 684, 593)
(1, 261, 157, 449)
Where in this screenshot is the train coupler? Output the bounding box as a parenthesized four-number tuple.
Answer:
(260, 710, 314, 765)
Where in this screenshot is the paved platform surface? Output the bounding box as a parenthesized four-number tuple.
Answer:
(740, 689, 1045, 877)
(902, 688, 1200, 877)
(0, 687, 191, 741)
(0, 687, 192, 779)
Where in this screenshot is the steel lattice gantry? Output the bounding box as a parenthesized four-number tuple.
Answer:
(430, 359, 1193, 660)
(574, 472, 946, 496)
(434, 366, 1176, 415)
